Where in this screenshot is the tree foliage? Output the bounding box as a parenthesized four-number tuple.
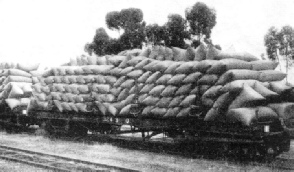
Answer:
(105, 11, 121, 31)
(264, 26, 280, 60)
(185, 2, 216, 39)
(85, 28, 110, 56)
(87, 2, 218, 56)
(278, 26, 294, 58)
(165, 14, 189, 48)
(145, 24, 168, 45)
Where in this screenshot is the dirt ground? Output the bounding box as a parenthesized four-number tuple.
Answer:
(0, 131, 292, 172)
(0, 159, 45, 172)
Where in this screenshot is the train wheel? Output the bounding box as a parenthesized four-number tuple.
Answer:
(257, 145, 276, 162)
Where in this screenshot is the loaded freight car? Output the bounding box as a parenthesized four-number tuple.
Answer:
(0, 63, 40, 131)
(26, 43, 293, 158)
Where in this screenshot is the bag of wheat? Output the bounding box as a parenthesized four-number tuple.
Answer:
(216, 69, 260, 85)
(172, 47, 188, 61)
(176, 107, 191, 118)
(108, 67, 122, 76)
(269, 81, 291, 94)
(268, 103, 294, 119)
(184, 46, 196, 61)
(164, 47, 173, 60)
(168, 96, 184, 108)
(202, 85, 223, 98)
(119, 66, 134, 76)
(127, 56, 145, 66)
(119, 104, 133, 116)
(156, 97, 173, 108)
(17, 63, 40, 72)
(226, 108, 257, 126)
(103, 103, 118, 116)
(182, 72, 202, 84)
(140, 84, 155, 94)
(180, 94, 196, 107)
(104, 75, 117, 85)
(117, 55, 132, 68)
(201, 96, 215, 107)
(145, 72, 161, 84)
(221, 80, 259, 93)
(199, 85, 211, 95)
(197, 74, 218, 85)
(92, 84, 110, 94)
(107, 55, 126, 66)
(5, 98, 20, 109)
(175, 62, 195, 74)
(8, 84, 24, 98)
(149, 85, 165, 96)
(5, 69, 32, 77)
(163, 107, 180, 118)
(114, 76, 126, 87)
(250, 61, 278, 71)
(194, 43, 207, 61)
(127, 69, 144, 78)
(213, 92, 235, 110)
(94, 75, 107, 84)
(164, 62, 181, 74)
(142, 106, 155, 117)
(219, 58, 251, 71)
(53, 100, 63, 112)
(95, 101, 107, 115)
(149, 61, 173, 72)
(3, 76, 32, 84)
(89, 65, 114, 75)
(156, 74, 172, 85)
(142, 96, 160, 106)
(167, 74, 186, 85)
(259, 70, 286, 82)
(76, 103, 89, 112)
(151, 107, 167, 118)
(206, 44, 259, 62)
(120, 79, 135, 88)
(252, 82, 278, 98)
(138, 94, 148, 103)
(139, 48, 151, 57)
(135, 58, 152, 69)
(256, 106, 278, 122)
(93, 93, 115, 102)
(175, 84, 192, 95)
(229, 84, 265, 109)
(117, 88, 130, 101)
(160, 85, 177, 97)
(110, 87, 122, 97)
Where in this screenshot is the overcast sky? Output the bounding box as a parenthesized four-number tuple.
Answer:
(0, 0, 293, 67)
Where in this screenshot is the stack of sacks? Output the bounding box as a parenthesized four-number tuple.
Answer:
(0, 62, 39, 110)
(30, 64, 117, 114)
(29, 43, 294, 125)
(100, 55, 205, 118)
(202, 45, 294, 126)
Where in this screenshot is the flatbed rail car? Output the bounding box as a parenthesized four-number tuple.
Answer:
(25, 104, 291, 158)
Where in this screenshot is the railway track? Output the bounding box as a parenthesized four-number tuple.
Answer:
(0, 145, 139, 172)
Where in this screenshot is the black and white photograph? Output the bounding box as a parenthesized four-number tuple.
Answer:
(0, 0, 293, 171)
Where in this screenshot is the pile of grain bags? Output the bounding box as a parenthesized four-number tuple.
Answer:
(0, 62, 39, 110)
(29, 43, 294, 127)
(29, 65, 109, 113)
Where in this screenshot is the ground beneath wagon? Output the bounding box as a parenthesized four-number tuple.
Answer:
(0, 130, 293, 172)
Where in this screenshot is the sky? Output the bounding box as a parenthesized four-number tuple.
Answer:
(0, 0, 294, 67)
